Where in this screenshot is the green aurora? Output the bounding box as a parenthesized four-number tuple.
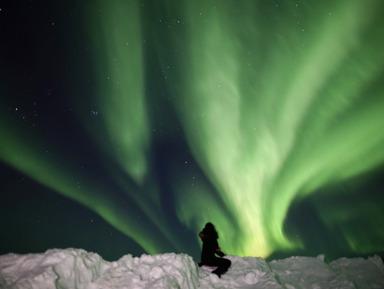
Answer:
(1, 0, 384, 259)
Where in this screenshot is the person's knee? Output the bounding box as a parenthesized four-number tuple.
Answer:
(224, 259, 231, 268)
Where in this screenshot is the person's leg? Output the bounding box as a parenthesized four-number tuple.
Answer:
(211, 258, 231, 277)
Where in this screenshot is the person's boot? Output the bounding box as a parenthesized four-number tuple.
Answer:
(212, 269, 222, 278)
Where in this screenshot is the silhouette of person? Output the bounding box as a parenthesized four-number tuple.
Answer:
(198, 222, 231, 278)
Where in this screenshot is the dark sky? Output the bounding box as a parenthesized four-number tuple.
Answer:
(1, 0, 384, 262)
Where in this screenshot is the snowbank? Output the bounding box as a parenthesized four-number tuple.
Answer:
(0, 248, 383, 289)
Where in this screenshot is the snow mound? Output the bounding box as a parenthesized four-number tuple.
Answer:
(0, 248, 198, 289)
(0, 248, 383, 289)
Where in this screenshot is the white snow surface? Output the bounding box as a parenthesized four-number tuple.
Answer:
(0, 248, 383, 289)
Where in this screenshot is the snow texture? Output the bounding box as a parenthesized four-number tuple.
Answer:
(0, 248, 383, 289)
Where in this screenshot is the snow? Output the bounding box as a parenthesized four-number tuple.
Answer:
(0, 248, 383, 289)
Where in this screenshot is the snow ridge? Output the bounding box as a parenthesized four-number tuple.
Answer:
(0, 248, 383, 289)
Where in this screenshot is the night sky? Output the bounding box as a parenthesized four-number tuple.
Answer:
(1, 0, 384, 262)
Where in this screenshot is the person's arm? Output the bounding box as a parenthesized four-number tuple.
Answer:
(215, 240, 225, 257)
(215, 247, 225, 257)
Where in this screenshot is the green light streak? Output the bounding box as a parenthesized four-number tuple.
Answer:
(85, 1, 186, 252)
(161, 1, 384, 257)
(0, 118, 169, 254)
(88, 0, 150, 185)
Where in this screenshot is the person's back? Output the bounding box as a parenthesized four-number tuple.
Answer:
(200, 233, 222, 263)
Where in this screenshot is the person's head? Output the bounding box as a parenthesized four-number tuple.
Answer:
(203, 222, 219, 239)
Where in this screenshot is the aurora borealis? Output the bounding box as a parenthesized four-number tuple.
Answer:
(1, 0, 384, 261)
